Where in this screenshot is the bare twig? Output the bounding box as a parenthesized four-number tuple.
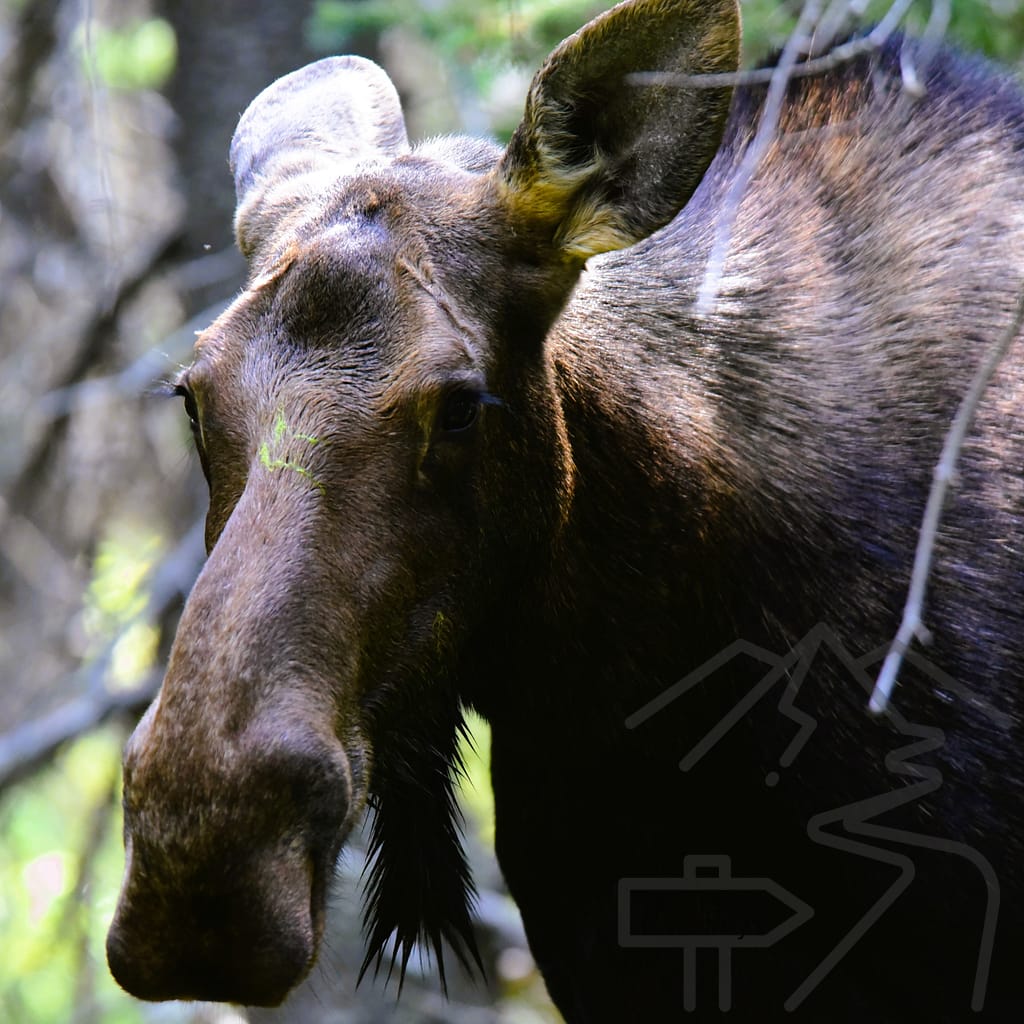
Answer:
(694, 0, 825, 314)
(0, 495, 84, 602)
(0, 516, 206, 790)
(0, 677, 158, 791)
(812, 0, 868, 58)
(628, 0, 916, 91)
(870, 287, 1024, 714)
(2, 232, 183, 508)
(35, 296, 232, 423)
(0, 0, 60, 137)
(898, 0, 949, 97)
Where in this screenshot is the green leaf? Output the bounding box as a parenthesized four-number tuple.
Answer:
(82, 18, 177, 91)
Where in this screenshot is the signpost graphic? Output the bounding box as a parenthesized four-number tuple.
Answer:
(619, 854, 814, 1011)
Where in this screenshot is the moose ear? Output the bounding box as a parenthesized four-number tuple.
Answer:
(497, 0, 740, 261)
(230, 56, 410, 265)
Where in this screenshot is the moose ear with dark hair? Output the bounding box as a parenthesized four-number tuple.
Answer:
(230, 56, 411, 268)
(497, 0, 740, 262)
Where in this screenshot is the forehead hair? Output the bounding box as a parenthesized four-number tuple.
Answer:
(193, 186, 484, 413)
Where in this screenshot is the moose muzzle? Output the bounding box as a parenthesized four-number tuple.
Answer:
(106, 699, 354, 1006)
(106, 840, 317, 1005)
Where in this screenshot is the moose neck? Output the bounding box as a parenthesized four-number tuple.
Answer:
(469, 279, 777, 735)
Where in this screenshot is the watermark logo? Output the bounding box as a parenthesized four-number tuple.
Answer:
(619, 854, 812, 1011)
(622, 624, 1003, 1013)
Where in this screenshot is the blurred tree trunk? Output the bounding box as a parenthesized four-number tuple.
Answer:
(154, 0, 321, 309)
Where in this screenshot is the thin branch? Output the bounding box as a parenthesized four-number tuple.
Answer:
(869, 287, 1024, 714)
(35, 296, 232, 424)
(3, 231, 183, 510)
(812, 0, 869, 59)
(0, 495, 85, 602)
(0, 516, 207, 790)
(0, 678, 158, 791)
(0, 0, 61, 138)
(628, 0, 915, 91)
(898, 0, 950, 97)
(630, 0, 927, 319)
(694, 0, 826, 314)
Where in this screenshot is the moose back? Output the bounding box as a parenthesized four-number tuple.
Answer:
(106, 0, 1024, 1019)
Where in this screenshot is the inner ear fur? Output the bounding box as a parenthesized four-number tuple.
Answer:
(497, 0, 740, 261)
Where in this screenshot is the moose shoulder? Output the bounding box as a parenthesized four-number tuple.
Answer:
(106, 0, 1024, 1020)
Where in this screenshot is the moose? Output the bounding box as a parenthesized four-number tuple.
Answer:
(106, 0, 1023, 1019)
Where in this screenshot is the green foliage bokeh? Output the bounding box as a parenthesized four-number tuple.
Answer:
(81, 18, 177, 91)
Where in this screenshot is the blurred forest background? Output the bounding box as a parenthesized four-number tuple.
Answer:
(3, 1, 1024, 1022)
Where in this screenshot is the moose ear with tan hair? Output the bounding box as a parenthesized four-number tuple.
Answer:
(497, 0, 740, 262)
(229, 55, 411, 270)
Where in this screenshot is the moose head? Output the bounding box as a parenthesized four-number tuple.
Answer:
(106, 0, 740, 1006)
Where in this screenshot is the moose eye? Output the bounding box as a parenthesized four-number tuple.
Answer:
(438, 389, 481, 435)
(173, 382, 211, 481)
(174, 384, 200, 428)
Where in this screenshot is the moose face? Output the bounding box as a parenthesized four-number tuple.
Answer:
(107, 0, 740, 1006)
(107, 153, 585, 1006)
(107, 166, 525, 1002)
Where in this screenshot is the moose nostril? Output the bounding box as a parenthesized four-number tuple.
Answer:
(107, 890, 316, 1006)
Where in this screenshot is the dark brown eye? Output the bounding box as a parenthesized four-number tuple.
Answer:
(174, 383, 210, 482)
(174, 385, 198, 428)
(438, 390, 481, 435)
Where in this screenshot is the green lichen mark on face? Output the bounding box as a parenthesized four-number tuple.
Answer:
(272, 409, 320, 446)
(432, 610, 454, 656)
(258, 409, 325, 493)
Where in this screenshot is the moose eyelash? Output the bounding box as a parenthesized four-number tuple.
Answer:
(147, 375, 187, 401)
